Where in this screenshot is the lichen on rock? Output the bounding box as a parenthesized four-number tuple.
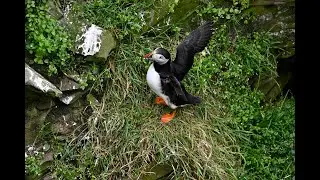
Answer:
(76, 24, 103, 56)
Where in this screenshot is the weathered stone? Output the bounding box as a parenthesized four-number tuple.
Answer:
(140, 162, 173, 180)
(43, 174, 55, 180)
(46, 102, 84, 127)
(253, 73, 291, 102)
(143, 0, 202, 33)
(94, 29, 117, 60)
(69, 98, 85, 108)
(56, 1, 117, 62)
(62, 70, 82, 82)
(47, 0, 64, 20)
(25, 107, 51, 145)
(58, 77, 80, 91)
(25, 64, 63, 98)
(265, 74, 290, 101)
(245, 1, 295, 58)
(59, 91, 85, 105)
(51, 121, 73, 135)
(36, 99, 55, 110)
(43, 151, 54, 162)
(76, 24, 117, 62)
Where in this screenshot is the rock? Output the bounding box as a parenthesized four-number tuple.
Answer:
(143, 0, 202, 33)
(59, 90, 85, 105)
(94, 29, 117, 60)
(43, 151, 54, 162)
(47, 0, 63, 20)
(25, 64, 63, 98)
(25, 107, 51, 145)
(25, 105, 39, 118)
(58, 77, 80, 91)
(245, 2, 295, 58)
(76, 24, 117, 62)
(140, 162, 173, 180)
(36, 99, 55, 110)
(62, 70, 82, 83)
(56, 1, 117, 62)
(50, 107, 75, 135)
(69, 98, 85, 108)
(43, 174, 55, 180)
(51, 120, 73, 135)
(252, 74, 290, 102)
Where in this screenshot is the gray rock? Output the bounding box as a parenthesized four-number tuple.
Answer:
(36, 99, 55, 110)
(43, 151, 54, 162)
(76, 24, 117, 62)
(25, 107, 51, 145)
(92, 29, 117, 60)
(56, 2, 117, 62)
(142, 0, 201, 33)
(70, 98, 87, 108)
(43, 174, 55, 180)
(139, 162, 173, 180)
(59, 91, 85, 105)
(47, 0, 63, 20)
(62, 70, 82, 82)
(58, 77, 80, 91)
(51, 120, 73, 135)
(25, 64, 63, 98)
(246, 2, 295, 58)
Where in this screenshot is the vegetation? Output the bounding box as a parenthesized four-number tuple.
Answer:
(25, 0, 295, 179)
(25, 0, 73, 76)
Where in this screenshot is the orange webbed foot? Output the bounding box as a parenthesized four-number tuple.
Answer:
(155, 96, 167, 106)
(161, 110, 177, 124)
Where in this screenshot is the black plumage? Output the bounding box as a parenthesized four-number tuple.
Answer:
(147, 21, 214, 107)
(172, 21, 214, 81)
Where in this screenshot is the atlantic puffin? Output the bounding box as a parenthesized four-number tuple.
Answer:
(144, 21, 214, 123)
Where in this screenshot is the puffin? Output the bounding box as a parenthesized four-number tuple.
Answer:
(144, 21, 214, 123)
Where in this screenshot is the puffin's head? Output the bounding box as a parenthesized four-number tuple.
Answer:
(144, 48, 171, 65)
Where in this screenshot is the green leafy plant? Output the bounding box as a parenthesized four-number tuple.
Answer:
(25, 0, 73, 76)
(187, 18, 293, 178)
(25, 153, 43, 177)
(240, 98, 295, 179)
(73, 0, 153, 40)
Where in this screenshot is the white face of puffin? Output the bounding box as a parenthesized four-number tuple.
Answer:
(144, 48, 170, 65)
(151, 53, 169, 65)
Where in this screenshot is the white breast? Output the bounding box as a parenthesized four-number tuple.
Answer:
(147, 64, 162, 95)
(146, 64, 178, 109)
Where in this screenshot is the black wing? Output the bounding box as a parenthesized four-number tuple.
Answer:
(172, 21, 214, 81)
(159, 72, 188, 102)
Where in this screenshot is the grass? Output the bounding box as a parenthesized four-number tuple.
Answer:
(25, 0, 295, 179)
(46, 34, 245, 178)
(81, 82, 242, 179)
(239, 97, 295, 179)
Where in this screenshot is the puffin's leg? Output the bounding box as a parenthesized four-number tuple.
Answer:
(155, 96, 167, 106)
(161, 110, 177, 123)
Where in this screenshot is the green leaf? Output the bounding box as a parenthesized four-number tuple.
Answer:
(34, 57, 44, 64)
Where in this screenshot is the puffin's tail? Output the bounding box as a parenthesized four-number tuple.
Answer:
(181, 84, 201, 105)
(187, 94, 201, 105)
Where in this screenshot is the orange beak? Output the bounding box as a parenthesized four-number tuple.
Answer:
(144, 52, 153, 59)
